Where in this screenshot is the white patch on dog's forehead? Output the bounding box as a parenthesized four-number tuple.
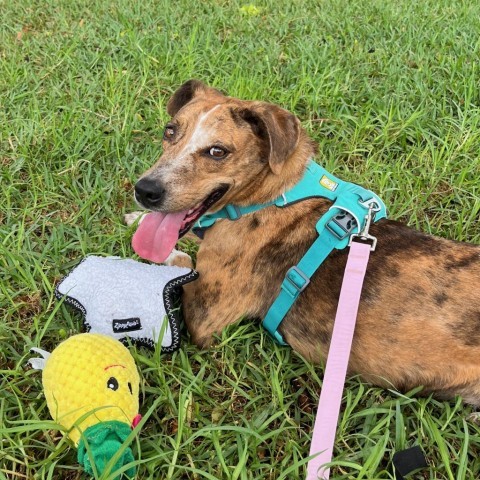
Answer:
(158, 104, 222, 181)
(183, 104, 222, 155)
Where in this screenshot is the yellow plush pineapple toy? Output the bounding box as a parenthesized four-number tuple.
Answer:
(30, 333, 141, 478)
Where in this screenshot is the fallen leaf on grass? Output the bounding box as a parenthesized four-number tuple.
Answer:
(16, 26, 30, 42)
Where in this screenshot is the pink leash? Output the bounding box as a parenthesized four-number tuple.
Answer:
(306, 239, 373, 480)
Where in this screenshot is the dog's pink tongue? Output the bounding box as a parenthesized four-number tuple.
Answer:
(132, 211, 186, 263)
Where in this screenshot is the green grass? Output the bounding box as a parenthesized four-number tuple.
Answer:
(1, 0, 480, 478)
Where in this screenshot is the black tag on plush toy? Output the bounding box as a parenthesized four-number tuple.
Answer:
(112, 318, 142, 333)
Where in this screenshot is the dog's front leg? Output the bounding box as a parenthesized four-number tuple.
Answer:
(181, 242, 265, 347)
(164, 249, 194, 269)
(182, 276, 246, 347)
(180, 225, 272, 347)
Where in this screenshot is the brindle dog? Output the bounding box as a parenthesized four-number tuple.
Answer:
(132, 80, 480, 403)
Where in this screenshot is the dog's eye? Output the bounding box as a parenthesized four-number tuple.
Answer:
(207, 146, 228, 159)
(163, 125, 176, 140)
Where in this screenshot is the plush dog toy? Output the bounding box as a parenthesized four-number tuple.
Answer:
(30, 333, 141, 478)
(55, 256, 198, 351)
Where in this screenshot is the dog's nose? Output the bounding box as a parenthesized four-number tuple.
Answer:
(134, 177, 166, 209)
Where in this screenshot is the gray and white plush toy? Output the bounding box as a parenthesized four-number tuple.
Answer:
(55, 256, 198, 352)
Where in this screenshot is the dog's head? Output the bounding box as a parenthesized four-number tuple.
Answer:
(134, 80, 315, 229)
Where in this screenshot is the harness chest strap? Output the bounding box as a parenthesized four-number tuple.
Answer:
(194, 160, 387, 344)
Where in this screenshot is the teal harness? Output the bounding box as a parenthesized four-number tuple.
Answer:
(194, 160, 387, 345)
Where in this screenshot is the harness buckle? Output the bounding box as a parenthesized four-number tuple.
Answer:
(326, 211, 358, 240)
(349, 204, 377, 251)
(225, 205, 242, 220)
(282, 266, 310, 297)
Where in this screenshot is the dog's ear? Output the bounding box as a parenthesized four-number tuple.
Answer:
(237, 103, 300, 175)
(167, 80, 225, 117)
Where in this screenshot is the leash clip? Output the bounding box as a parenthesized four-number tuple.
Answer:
(348, 203, 377, 251)
(358, 197, 381, 212)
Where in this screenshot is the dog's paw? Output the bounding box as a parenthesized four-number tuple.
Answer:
(124, 211, 146, 227)
(164, 249, 194, 269)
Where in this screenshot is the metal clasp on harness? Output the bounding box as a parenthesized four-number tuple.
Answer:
(358, 197, 381, 212)
(349, 204, 378, 251)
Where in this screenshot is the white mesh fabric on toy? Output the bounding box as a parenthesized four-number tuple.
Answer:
(55, 256, 198, 351)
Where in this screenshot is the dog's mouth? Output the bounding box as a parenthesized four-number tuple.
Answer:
(178, 186, 228, 237)
(132, 185, 228, 264)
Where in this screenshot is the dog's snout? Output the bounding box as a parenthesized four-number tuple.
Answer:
(134, 177, 166, 209)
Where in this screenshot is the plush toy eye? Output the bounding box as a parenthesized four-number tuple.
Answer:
(128, 382, 133, 395)
(107, 377, 119, 391)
